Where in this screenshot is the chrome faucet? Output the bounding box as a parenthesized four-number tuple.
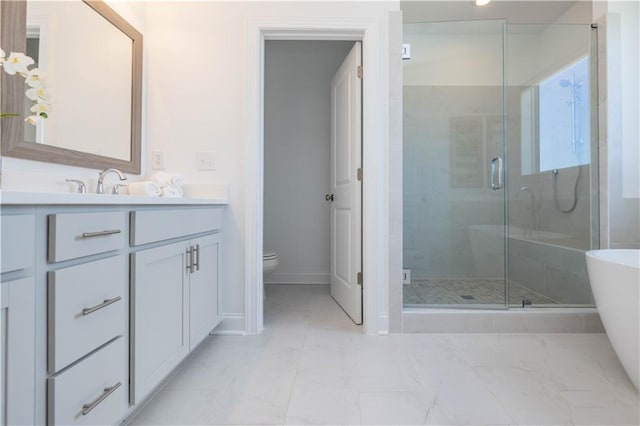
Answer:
(97, 168, 127, 194)
(516, 186, 536, 237)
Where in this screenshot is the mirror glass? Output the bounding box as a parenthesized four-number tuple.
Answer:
(1, 0, 141, 173)
(25, 0, 132, 160)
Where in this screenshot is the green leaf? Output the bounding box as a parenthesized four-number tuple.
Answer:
(40, 112, 48, 119)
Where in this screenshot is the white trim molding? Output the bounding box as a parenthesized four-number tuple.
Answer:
(211, 313, 246, 335)
(265, 273, 330, 285)
(245, 15, 391, 335)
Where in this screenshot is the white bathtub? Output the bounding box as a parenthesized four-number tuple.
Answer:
(586, 249, 640, 389)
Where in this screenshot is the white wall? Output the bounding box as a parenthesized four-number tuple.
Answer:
(144, 1, 399, 332)
(595, 1, 640, 249)
(263, 40, 353, 285)
(612, 1, 639, 200)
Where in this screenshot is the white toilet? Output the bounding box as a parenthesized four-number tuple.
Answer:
(263, 251, 279, 276)
(263, 251, 279, 301)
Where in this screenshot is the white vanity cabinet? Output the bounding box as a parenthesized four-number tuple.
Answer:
(1, 213, 36, 426)
(0, 195, 226, 426)
(130, 207, 223, 404)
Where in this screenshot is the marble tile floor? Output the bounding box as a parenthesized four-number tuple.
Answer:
(129, 284, 638, 425)
(403, 278, 559, 306)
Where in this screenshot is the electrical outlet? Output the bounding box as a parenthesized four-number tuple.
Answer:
(197, 151, 216, 171)
(151, 151, 166, 170)
(402, 269, 411, 285)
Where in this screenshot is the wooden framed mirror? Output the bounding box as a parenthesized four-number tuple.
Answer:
(0, 0, 142, 174)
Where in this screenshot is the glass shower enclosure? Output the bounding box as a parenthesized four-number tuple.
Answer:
(402, 20, 598, 308)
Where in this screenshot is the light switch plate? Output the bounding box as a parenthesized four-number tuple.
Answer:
(197, 151, 216, 171)
(151, 151, 166, 170)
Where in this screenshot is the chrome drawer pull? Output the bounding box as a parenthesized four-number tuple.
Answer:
(82, 296, 122, 316)
(193, 244, 200, 272)
(81, 381, 121, 416)
(81, 229, 122, 238)
(186, 246, 193, 273)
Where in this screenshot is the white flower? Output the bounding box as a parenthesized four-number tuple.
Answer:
(26, 86, 49, 102)
(2, 52, 34, 75)
(25, 68, 46, 88)
(30, 100, 50, 117)
(0, 49, 49, 126)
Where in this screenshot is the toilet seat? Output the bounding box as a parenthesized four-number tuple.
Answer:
(263, 252, 278, 260)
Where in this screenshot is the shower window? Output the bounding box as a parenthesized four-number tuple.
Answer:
(521, 56, 591, 175)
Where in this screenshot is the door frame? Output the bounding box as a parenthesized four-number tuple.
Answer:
(245, 16, 390, 335)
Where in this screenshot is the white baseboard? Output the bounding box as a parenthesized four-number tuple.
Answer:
(265, 272, 329, 285)
(377, 314, 390, 335)
(210, 313, 246, 335)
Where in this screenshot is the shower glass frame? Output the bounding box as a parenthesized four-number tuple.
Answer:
(402, 20, 599, 310)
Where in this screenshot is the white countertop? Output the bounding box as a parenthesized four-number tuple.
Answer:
(0, 190, 228, 206)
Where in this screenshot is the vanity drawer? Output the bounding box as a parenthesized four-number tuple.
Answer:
(1, 214, 35, 273)
(48, 337, 127, 426)
(131, 207, 223, 246)
(48, 211, 126, 262)
(48, 255, 126, 372)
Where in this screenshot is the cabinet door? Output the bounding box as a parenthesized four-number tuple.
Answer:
(131, 241, 189, 404)
(1, 277, 36, 426)
(189, 234, 222, 350)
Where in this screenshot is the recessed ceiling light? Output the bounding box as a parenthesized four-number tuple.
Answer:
(475, 0, 492, 6)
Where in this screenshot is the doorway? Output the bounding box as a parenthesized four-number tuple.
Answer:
(245, 17, 391, 335)
(263, 40, 363, 325)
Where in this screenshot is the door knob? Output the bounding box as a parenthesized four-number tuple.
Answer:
(325, 194, 334, 202)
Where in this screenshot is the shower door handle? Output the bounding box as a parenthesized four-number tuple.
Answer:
(490, 156, 503, 190)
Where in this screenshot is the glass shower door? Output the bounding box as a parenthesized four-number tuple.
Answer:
(505, 23, 598, 307)
(402, 20, 508, 308)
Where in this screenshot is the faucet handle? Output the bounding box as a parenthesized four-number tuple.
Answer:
(66, 179, 87, 194)
(112, 184, 128, 195)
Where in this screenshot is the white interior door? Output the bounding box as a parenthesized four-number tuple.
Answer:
(330, 42, 362, 324)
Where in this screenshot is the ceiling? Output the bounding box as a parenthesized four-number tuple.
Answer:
(401, 1, 593, 25)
